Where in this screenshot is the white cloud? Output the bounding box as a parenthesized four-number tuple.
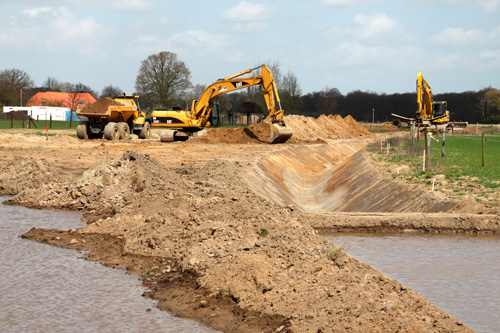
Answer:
(5, 6, 107, 57)
(427, 27, 492, 46)
(473, 0, 500, 13)
(129, 30, 233, 61)
(313, 0, 383, 8)
(221, 1, 275, 33)
(109, 0, 158, 13)
(325, 13, 411, 44)
(21, 7, 52, 17)
(427, 26, 500, 47)
(221, 1, 273, 21)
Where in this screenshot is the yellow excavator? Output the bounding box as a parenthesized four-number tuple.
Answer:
(392, 72, 466, 131)
(151, 65, 293, 143)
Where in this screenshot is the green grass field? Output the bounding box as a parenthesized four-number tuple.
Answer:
(0, 119, 77, 130)
(427, 134, 500, 188)
(381, 134, 500, 189)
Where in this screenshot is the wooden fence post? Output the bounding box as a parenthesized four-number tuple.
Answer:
(424, 128, 430, 171)
(10, 113, 13, 128)
(441, 130, 446, 157)
(482, 132, 485, 167)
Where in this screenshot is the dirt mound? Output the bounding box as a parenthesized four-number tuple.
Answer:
(2, 111, 32, 120)
(8, 151, 165, 220)
(363, 123, 399, 132)
(10, 150, 472, 332)
(78, 97, 123, 114)
(285, 114, 371, 143)
(195, 115, 371, 144)
(0, 157, 62, 195)
(461, 125, 482, 135)
(194, 127, 263, 144)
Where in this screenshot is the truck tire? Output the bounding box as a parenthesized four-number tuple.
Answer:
(139, 122, 151, 139)
(118, 122, 130, 140)
(76, 121, 89, 140)
(104, 122, 119, 140)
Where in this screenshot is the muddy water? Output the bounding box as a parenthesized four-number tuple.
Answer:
(0, 197, 216, 332)
(326, 233, 500, 333)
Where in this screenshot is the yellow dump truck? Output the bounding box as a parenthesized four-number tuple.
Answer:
(76, 95, 152, 140)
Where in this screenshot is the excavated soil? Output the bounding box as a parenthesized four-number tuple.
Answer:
(1, 115, 496, 332)
(461, 125, 483, 135)
(77, 96, 124, 115)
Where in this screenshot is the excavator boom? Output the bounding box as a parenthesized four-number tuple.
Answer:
(152, 65, 292, 143)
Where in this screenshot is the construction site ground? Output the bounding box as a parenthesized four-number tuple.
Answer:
(1, 116, 499, 332)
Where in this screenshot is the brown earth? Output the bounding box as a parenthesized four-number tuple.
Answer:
(77, 96, 124, 115)
(1, 116, 496, 332)
(1, 110, 32, 120)
(461, 125, 483, 135)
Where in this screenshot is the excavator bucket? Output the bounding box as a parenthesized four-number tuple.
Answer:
(270, 123, 293, 144)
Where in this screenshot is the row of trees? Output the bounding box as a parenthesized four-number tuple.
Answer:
(132, 51, 500, 123)
(2, 51, 500, 124)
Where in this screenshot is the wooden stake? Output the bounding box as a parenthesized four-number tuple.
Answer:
(442, 130, 446, 157)
(482, 132, 485, 167)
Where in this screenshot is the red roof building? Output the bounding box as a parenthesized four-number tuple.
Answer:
(26, 92, 96, 111)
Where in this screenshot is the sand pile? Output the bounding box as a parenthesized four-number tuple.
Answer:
(461, 125, 482, 135)
(0, 157, 61, 195)
(1, 111, 32, 120)
(77, 97, 123, 115)
(198, 114, 371, 144)
(8, 151, 167, 220)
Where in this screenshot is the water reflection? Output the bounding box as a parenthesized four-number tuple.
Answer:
(0, 197, 216, 332)
(326, 232, 500, 333)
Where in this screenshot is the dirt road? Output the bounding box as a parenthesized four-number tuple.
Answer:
(1, 119, 498, 332)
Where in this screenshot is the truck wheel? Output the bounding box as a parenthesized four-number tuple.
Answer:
(104, 122, 119, 140)
(76, 121, 89, 140)
(118, 122, 130, 140)
(139, 122, 151, 139)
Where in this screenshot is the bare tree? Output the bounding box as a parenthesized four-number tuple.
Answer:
(183, 84, 207, 109)
(135, 51, 192, 108)
(0, 68, 34, 90)
(317, 87, 342, 115)
(100, 85, 123, 98)
(476, 87, 490, 119)
(280, 71, 302, 114)
(0, 68, 34, 106)
(42, 77, 61, 91)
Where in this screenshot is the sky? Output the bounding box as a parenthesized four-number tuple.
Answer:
(1, 0, 500, 96)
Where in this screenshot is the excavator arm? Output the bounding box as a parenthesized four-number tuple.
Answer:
(190, 65, 285, 127)
(152, 64, 292, 143)
(416, 72, 433, 121)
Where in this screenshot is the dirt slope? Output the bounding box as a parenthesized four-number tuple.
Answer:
(5, 149, 472, 332)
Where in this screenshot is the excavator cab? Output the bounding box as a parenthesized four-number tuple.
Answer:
(432, 101, 447, 118)
(209, 102, 220, 127)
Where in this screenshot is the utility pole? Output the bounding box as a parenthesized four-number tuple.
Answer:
(372, 109, 375, 123)
(20, 89, 23, 106)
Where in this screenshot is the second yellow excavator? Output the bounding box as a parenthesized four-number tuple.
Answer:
(392, 72, 467, 131)
(151, 65, 293, 143)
